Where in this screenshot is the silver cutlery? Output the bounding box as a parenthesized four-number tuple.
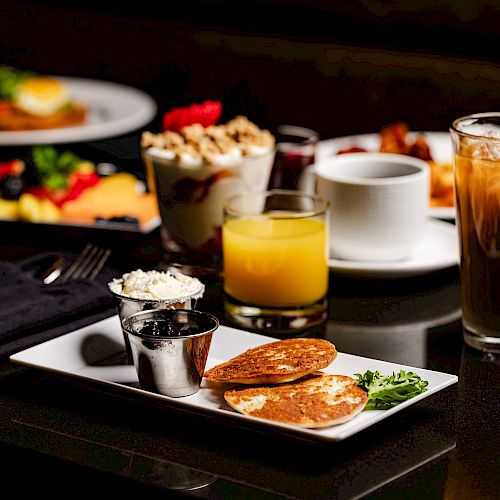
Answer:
(49, 244, 111, 284)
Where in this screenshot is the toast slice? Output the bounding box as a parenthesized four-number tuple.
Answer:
(204, 338, 336, 384)
(0, 103, 86, 131)
(224, 372, 368, 428)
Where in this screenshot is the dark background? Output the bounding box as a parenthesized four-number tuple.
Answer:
(1, 0, 500, 139)
(1, 5, 500, 497)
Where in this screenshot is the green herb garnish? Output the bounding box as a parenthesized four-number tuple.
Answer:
(0, 65, 36, 100)
(32, 145, 84, 190)
(355, 369, 428, 410)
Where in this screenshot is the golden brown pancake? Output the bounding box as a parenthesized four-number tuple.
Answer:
(204, 338, 337, 384)
(224, 372, 368, 428)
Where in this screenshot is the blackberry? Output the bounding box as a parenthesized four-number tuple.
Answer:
(0, 174, 25, 200)
(109, 216, 139, 225)
(95, 216, 139, 225)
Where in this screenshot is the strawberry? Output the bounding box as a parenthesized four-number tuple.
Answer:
(162, 100, 222, 132)
(25, 171, 100, 207)
(0, 159, 25, 180)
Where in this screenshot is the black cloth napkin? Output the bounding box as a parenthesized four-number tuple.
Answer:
(0, 258, 116, 358)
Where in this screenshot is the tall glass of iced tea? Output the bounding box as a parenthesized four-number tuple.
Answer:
(451, 112, 500, 352)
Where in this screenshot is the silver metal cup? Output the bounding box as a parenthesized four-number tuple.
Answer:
(122, 309, 219, 398)
(108, 282, 205, 364)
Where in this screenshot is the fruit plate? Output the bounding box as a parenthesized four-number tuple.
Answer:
(0, 214, 161, 233)
(0, 169, 161, 233)
(10, 316, 458, 443)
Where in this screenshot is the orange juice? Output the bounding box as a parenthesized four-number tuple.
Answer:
(222, 217, 328, 307)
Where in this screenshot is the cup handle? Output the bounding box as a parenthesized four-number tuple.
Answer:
(297, 164, 317, 193)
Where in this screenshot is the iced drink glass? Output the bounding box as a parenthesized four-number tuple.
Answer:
(451, 112, 500, 352)
(222, 190, 329, 332)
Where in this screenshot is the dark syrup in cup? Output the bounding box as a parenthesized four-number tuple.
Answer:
(268, 125, 319, 190)
(139, 319, 200, 337)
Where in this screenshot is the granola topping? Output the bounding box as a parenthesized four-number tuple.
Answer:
(141, 115, 275, 166)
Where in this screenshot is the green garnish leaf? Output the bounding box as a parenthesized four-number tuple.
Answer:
(355, 369, 428, 410)
(32, 145, 85, 190)
(0, 65, 36, 100)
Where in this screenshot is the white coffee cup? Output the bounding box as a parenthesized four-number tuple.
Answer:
(299, 153, 430, 261)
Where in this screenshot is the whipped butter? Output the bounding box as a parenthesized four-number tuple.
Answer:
(109, 269, 204, 301)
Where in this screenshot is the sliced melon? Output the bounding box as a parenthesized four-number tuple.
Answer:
(60, 173, 158, 227)
(0, 199, 19, 220)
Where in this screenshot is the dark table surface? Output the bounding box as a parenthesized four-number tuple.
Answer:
(0, 136, 499, 500)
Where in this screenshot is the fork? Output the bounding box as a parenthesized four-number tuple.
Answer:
(50, 244, 112, 283)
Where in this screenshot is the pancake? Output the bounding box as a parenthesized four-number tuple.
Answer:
(204, 338, 336, 384)
(224, 372, 368, 428)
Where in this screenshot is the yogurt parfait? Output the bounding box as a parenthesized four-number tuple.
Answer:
(141, 115, 275, 274)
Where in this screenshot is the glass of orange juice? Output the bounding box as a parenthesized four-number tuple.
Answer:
(222, 190, 329, 332)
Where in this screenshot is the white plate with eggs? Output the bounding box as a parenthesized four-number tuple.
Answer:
(0, 77, 157, 146)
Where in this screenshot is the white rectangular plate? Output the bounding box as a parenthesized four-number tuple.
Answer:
(10, 315, 458, 442)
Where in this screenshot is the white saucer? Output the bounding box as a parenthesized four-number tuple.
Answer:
(329, 219, 459, 278)
(428, 206, 456, 220)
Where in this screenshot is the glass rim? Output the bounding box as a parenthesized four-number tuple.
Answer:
(123, 308, 219, 339)
(223, 189, 329, 219)
(276, 124, 319, 146)
(450, 112, 500, 143)
(108, 282, 205, 304)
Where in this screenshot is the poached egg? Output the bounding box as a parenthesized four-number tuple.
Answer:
(14, 77, 70, 116)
